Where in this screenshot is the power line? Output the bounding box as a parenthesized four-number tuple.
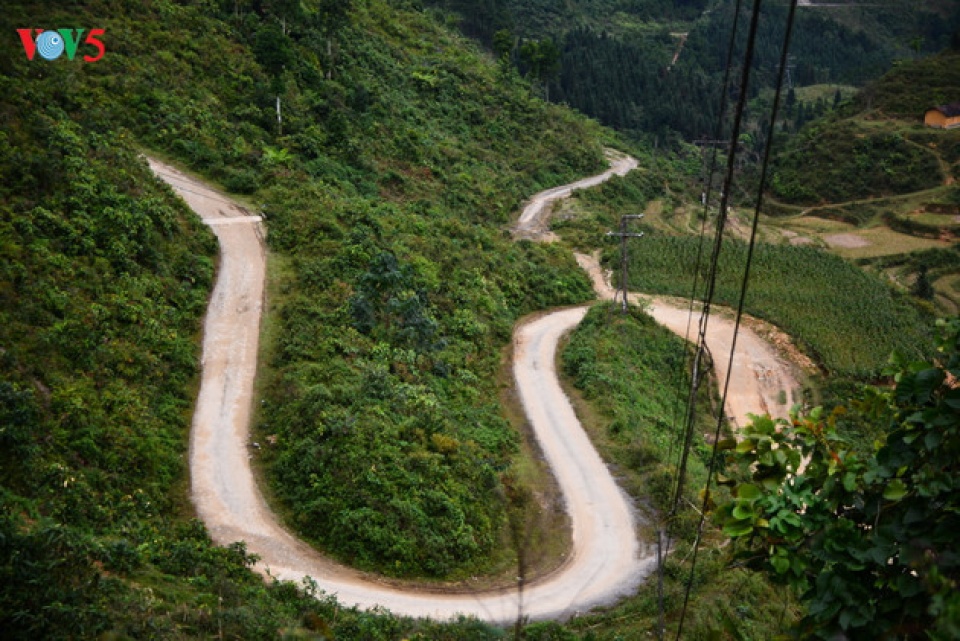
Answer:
(663, 5, 746, 634)
(666, 0, 747, 549)
(673, 1, 800, 638)
(674, 0, 770, 628)
(670, 0, 748, 529)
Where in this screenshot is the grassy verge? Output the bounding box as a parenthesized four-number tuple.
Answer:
(556, 304, 799, 639)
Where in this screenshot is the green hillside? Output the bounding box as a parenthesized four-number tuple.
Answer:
(0, 0, 607, 637)
(856, 42, 960, 117)
(769, 49, 960, 206)
(2, 0, 956, 638)
(432, 0, 960, 140)
(761, 47, 960, 313)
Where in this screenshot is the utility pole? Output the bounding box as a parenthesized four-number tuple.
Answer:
(693, 138, 731, 206)
(785, 54, 796, 90)
(657, 527, 666, 641)
(276, 96, 282, 136)
(606, 215, 644, 313)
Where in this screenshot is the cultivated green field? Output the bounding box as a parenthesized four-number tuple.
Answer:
(619, 236, 933, 378)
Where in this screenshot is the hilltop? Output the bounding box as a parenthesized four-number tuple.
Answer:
(431, 0, 960, 140)
(765, 47, 960, 311)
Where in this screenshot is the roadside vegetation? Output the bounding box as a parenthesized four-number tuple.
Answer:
(717, 320, 960, 639)
(557, 304, 799, 639)
(3, 0, 958, 638)
(0, 0, 599, 636)
(546, 40, 956, 638)
(554, 174, 935, 379)
(561, 305, 710, 524)
(243, 3, 604, 579)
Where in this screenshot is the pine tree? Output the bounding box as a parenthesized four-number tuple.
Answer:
(912, 264, 935, 300)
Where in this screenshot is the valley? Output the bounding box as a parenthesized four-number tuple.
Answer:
(2, 0, 958, 638)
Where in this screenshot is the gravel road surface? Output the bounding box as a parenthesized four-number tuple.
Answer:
(150, 156, 655, 623)
(153, 149, 800, 624)
(574, 252, 801, 427)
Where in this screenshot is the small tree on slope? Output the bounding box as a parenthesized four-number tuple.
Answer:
(717, 319, 960, 640)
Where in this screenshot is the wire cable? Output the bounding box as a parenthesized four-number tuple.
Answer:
(667, 0, 746, 539)
(673, 1, 800, 638)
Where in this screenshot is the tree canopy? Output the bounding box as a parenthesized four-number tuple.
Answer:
(718, 320, 960, 639)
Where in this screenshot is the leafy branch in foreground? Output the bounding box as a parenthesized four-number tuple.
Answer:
(717, 320, 960, 639)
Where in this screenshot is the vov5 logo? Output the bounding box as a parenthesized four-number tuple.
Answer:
(17, 29, 105, 62)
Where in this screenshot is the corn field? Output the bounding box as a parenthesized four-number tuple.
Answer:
(621, 236, 934, 377)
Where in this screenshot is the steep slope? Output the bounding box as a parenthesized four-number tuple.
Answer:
(763, 47, 960, 315)
(0, 0, 623, 636)
(434, 0, 960, 139)
(770, 48, 960, 206)
(151, 156, 652, 623)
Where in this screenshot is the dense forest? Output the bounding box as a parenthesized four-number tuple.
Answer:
(431, 0, 960, 141)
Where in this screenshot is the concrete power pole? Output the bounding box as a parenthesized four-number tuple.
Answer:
(693, 138, 731, 206)
(785, 54, 796, 90)
(606, 215, 644, 313)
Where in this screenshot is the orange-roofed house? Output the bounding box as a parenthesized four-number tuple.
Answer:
(925, 103, 960, 129)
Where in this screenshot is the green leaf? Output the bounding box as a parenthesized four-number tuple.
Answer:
(842, 472, 857, 493)
(716, 437, 738, 451)
(760, 476, 782, 491)
(737, 483, 762, 501)
(732, 503, 755, 520)
(736, 439, 756, 453)
(715, 472, 736, 486)
(883, 479, 908, 501)
(723, 518, 755, 537)
(751, 414, 777, 435)
(771, 553, 790, 575)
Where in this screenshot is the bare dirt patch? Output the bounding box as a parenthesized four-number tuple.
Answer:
(824, 233, 870, 249)
(575, 252, 809, 427)
(781, 229, 815, 246)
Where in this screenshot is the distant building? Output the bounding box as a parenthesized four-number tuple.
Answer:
(925, 103, 960, 129)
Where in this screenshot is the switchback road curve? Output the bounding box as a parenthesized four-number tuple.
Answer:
(150, 156, 655, 623)
(152, 148, 802, 624)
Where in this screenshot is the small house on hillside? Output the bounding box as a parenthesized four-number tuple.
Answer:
(925, 103, 960, 129)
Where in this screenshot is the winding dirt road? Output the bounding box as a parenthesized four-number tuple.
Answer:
(513, 150, 638, 240)
(511, 153, 803, 429)
(150, 156, 655, 623)
(152, 148, 801, 624)
(574, 253, 802, 428)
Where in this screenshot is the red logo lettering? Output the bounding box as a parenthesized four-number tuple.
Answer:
(16, 28, 44, 61)
(84, 28, 105, 62)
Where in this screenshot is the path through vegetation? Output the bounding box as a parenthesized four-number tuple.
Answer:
(573, 253, 803, 428)
(151, 155, 655, 623)
(153, 149, 803, 624)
